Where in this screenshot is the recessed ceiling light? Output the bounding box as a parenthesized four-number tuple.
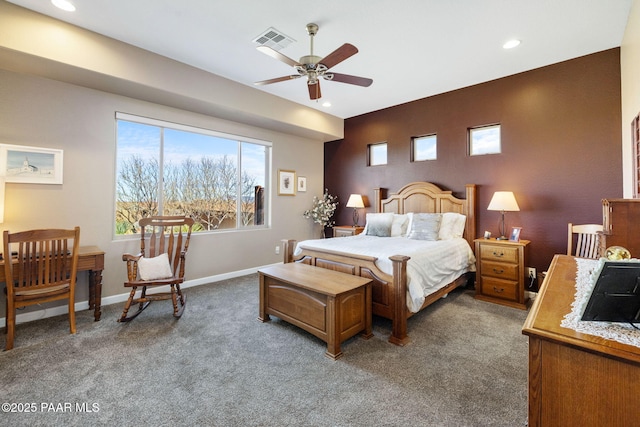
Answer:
(503, 39, 521, 49)
(322, 101, 331, 107)
(52, 0, 76, 12)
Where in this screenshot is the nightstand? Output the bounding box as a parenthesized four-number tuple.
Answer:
(333, 225, 364, 237)
(474, 238, 530, 310)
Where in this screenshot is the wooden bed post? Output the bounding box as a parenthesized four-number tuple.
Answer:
(389, 254, 411, 346)
(374, 188, 386, 213)
(464, 184, 477, 249)
(282, 239, 295, 264)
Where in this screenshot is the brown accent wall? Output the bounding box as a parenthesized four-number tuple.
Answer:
(325, 48, 622, 283)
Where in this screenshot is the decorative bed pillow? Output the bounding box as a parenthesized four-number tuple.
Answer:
(391, 214, 410, 237)
(438, 212, 467, 240)
(138, 253, 173, 281)
(407, 213, 442, 241)
(364, 213, 394, 237)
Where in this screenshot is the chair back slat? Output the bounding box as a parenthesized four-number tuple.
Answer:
(4, 228, 80, 296)
(568, 223, 603, 259)
(138, 216, 194, 278)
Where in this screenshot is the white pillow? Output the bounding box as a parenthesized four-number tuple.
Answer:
(364, 213, 394, 237)
(407, 213, 442, 240)
(391, 214, 410, 237)
(138, 253, 173, 280)
(404, 213, 414, 236)
(438, 212, 467, 240)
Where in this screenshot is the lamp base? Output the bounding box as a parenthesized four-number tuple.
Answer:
(352, 209, 359, 227)
(496, 236, 509, 240)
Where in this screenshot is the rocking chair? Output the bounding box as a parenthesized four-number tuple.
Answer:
(118, 216, 194, 322)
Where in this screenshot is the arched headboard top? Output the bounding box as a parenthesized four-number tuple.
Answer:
(373, 182, 477, 249)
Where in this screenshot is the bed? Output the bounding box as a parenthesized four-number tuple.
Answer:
(282, 181, 477, 346)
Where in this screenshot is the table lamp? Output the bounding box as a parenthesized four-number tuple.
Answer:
(487, 191, 519, 240)
(346, 194, 365, 226)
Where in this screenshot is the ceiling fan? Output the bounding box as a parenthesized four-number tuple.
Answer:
(254, 23, 373, 100)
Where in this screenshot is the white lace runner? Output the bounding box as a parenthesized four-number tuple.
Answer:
(560, 257, 640, 348)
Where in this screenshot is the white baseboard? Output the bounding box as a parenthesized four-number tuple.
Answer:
(0, 262, 281, 328)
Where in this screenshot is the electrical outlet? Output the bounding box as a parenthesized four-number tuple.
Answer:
(275, 246, 280, 255)
(527, 267, 536, 279)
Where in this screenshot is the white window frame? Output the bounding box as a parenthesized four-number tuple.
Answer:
(114, 112, 271, 236)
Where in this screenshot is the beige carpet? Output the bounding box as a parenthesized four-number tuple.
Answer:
(1, 274, 529, 426)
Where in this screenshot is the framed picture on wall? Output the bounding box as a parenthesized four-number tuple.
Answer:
(0, 144, 64, 184)
(297, 176, 307, 192)
(509, 227, 522, 242)
(278, 169, 296, 196)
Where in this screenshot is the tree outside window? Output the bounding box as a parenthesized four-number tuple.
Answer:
(115, 115, 270, 235)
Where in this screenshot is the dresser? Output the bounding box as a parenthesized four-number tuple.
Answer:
(522, 255, 640, 427)
(474, 238, 529, 309)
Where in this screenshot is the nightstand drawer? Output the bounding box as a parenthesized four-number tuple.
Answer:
(333, 226, 364, 237)
(481, 260, 519, 280)
(480, 277, 518, 301)
(479, 244, 520, 263)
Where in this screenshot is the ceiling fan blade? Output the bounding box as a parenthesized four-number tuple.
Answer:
(319, 43, 358, 69)
(308, 81, 321, 100)
(254, 75, 301, 86)
(324, 72, 373, 87)
(256, 46, 301, 67)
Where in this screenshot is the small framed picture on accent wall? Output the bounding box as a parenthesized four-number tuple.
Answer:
(509, 227, 522, 242)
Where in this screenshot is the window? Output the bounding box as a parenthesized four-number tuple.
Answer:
(115, 113, 270, 235)
(368, 142, 387, 166)
(411, 134, 437, 161)
(469, 124, 501, 156)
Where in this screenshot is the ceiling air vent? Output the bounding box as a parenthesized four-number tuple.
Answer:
(253, 27, 295, 51)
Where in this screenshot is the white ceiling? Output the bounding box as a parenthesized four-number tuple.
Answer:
(7, 0, 633, 119)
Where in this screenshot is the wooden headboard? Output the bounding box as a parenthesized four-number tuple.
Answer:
(374, 182, 477, 249)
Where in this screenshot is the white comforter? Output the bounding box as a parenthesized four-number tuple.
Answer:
(294, 235, 476, 313)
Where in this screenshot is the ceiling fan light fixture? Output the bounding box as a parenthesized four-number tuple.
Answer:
(503, 39, 521, 49)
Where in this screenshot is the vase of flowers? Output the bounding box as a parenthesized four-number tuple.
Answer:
(303, 189, 338, 238)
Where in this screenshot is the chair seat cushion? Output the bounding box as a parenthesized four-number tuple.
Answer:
(138, 253, 173, 281)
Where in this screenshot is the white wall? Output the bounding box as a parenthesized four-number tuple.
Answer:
(621, 0, 640, 197)
(0, 68, 326, 314)
(0, 2, 336, 318)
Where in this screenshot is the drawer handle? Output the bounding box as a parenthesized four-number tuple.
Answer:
(492, 251, 505, 257)
(493, 286, 505, 293)
(492, 268, 504, 274)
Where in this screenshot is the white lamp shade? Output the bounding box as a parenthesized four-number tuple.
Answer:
(346, 194, 365, 208)
(487, 191, 520, 212)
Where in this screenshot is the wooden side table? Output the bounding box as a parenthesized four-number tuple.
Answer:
(333, 225, 364, 237)
(474, 238, 530, 309)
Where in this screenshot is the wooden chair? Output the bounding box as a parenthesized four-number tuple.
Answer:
(567, 223, 603, 259)
(119, 216, 194, 322)
(3, 227, 80, 350)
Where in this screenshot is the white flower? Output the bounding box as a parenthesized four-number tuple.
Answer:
(303, 189, 338, 227)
